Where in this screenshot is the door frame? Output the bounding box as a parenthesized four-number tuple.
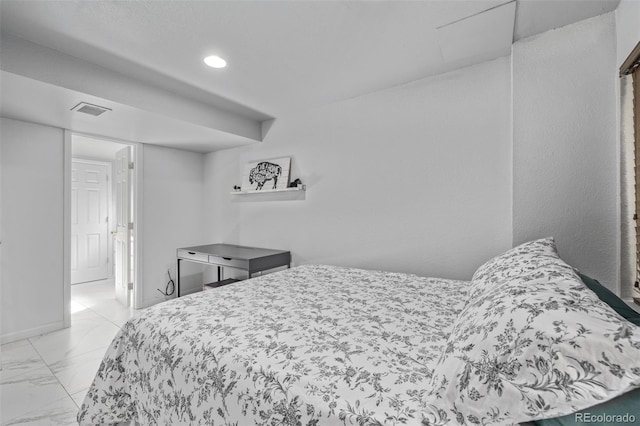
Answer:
(63, 131, 145, 327)
(70, 158, 113, 284)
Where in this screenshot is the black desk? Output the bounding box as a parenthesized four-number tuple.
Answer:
(176, 243, 291, 296)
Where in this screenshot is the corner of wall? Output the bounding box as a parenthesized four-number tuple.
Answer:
(63, 130, 72, 328)
(509, 44, 515, 249)
(511, 12, 619, 291)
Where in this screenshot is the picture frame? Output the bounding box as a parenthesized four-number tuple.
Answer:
(241, 157, 291, 192)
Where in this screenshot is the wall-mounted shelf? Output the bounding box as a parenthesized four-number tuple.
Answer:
(230, 186, 305, 195)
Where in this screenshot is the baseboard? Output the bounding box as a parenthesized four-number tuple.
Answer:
(142, 294, 176, 309)
(1, 321, 66, 345)
(180, 287, 202, 297)
(142, 287, 200, 309)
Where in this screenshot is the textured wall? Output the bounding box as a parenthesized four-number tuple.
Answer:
(513, 13, 618, 290)
(203, 57, 513, 281)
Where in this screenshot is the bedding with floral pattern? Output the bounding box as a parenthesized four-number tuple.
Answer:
(79, 241, 640, 426)
(423, 238, 640, 425)
(78, 264, 469, 425)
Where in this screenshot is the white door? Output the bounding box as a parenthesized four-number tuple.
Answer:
(115, 147, 132, 307)
(71, 160, 109, 284)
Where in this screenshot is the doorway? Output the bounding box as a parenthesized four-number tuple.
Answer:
(67, 134, 141, 312)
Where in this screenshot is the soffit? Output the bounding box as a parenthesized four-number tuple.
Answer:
(0, 0, 620, 152)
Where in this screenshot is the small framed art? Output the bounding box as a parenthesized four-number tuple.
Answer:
(241, 157, 291, 191)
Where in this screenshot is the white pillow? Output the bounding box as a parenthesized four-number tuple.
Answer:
(423, 240, 640, 425)
(468, 237, 560, 302)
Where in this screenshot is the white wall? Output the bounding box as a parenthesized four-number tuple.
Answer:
(616, 0, 640, 69)
(204, 57, 513, 280)
(0, 9, 630, 338)
(513, 13, 618, 290)
(142, 144, 205, 306)
(0, 118, 206, 341)
(1, 118, 65, 343)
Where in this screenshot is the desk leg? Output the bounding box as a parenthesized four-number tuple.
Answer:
(177, 258, 181, 297)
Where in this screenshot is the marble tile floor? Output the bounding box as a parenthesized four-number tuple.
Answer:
(1, 280, 138, 425)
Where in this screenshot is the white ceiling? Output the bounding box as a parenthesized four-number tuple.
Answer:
(0, 0, 620, 153)
(72, 134, 128, 161)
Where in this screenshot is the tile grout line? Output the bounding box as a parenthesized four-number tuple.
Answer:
(63, 295, 117, 409)
(0, 284, 129, 424)
(65, 292, 134, 404)
(25, 334, 81, 410)
(87, 302, 134, 329)
(73, 282, 136, 328)
(24, 296, 113, 411)
(3, 338, 83, 426)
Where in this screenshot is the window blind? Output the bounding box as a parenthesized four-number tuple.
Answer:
(634, 67, 640, 296)
(622, 41, 640, 299)
(620, 75, 635, 300)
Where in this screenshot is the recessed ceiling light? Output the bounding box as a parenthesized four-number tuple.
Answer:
(204, 55, 227, 69)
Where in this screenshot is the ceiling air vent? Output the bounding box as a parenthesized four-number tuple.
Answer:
(71, 102, 112, 117)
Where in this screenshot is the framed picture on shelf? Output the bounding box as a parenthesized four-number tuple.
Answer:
(241, 157, 291, 192)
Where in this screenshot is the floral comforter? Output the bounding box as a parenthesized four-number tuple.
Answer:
(78, 264, 468, 425)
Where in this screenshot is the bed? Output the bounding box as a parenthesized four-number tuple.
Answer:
(78, 239, 640, 425)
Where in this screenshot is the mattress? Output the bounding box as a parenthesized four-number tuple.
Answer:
(77, 264, 469, 425)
